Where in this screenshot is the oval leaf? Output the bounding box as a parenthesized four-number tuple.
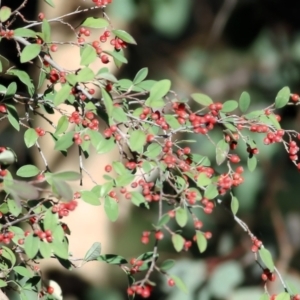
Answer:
(221, 100, 238, 113)
(275, 86, 290, 109)
(196, 231, 207, 253)
(191, 93, 213, 106)
(16, 165, 40, 177)
(259, 247, 274, 272)
(20, 44, 41, 63)
(239, 91, 251, 113)
(172, 234, 184, 252)
(175, 208, 188, 227)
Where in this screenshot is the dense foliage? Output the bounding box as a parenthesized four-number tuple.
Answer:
(0, 1, 299, 299)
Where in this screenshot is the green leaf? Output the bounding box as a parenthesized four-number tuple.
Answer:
(0, 280, 7, 288)
(259, 247, 274, 272)
(231, 195, 239, 215)
(115, 174, 135, 187)
(7, 198, 22, 217)
(54, 84, 72, 106)
(172, 234, 184, 252)
(7, 69, 35, 96)
(39, 241, 52, 259)
(97, 71, 118, 83)
(6, 104, 20, 131)
(14, 28, 37, 38)
(42, 19, 51, 43)
(20, 44, 41, 63)
(160, 259, 175, 271)
(112, 29, 137, 45)
(84, 242, 101, 262)
(96, 137, 115, 154)
(170, 275, 188, 293)
(191, 93, 213, 106)
(221, 100, 238, 113)
(24, 234, 40, 259)
(51, 238, 69, 259)
(275, 86, 290, 109)
(105, 50, 128, 64)
(131, 192, 146, 207)
(112, 106, 128, 122)
(82, 17, 109, 28)
(43, 208, 59, 230)
(44, 0, 55, 7)
(13, 266, 33, 278)
(81, 190, 100, 205)
(129, 130, 146, 151)
(216, 139, 229, 165)
(104, 196, 119, 222)
(16, 165, 39, 177)
(54, 131, 74, 151)
(197, 173, 211, 187)
(247, 156, 257, 172)
(80, 45, 97, 66)
(146, 79, 171, 106)
(76, 67, 95, 82)
(51, 171, 81, 181)
(275, 293, 290, 300)
(259, 294, 269, 300)
(136, 80, 156, 91)
(239, 91, 250, 113)
(38, 69, 47, 89)
(51, 179, 73, 201)
(0, 55, 9, 73)
(268, 114, 281, 130)
(101, 88, 113, 116)
(196, 231, 207, 253)
(175, 207, 188, 227)
(204, 184, 218, 199)
(164, 114, 181, 129)
(97, 254, 127, 265)
(24, 128, 38, 148)
(157, 214, 170, 228)
(144, 143, 162, 159)
(0, 6, 11, 22)
(133, 67, 148, 84)
(4, 82, 17, 100)
(55, 116, 69, 135)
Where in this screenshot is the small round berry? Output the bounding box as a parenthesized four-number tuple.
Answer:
(105, 165, 112, 172)
(154, 231, 164, 240)
(50, 44, 58, 52)
(47, 286, 54, 294)
(168, 278, 175, 287)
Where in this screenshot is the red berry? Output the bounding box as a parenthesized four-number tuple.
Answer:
(154, 231, 164, 240)
(168, 278, 175, 287)
(105, 165, 112, 172)
(141, 236, 149, 244)
(38, 12, 45, 20)
(50, 44, 58, 52)
(291, 94, 299, 102)
(47, 286, 54, 294)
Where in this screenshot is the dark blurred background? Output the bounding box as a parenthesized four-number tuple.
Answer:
(3, 0, 300, 299)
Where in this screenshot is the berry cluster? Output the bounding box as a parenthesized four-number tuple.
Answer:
(250, 236, 262, 253)
(288, 141, 299, 161)
(35, 127, 46, 137)
(261, 268, 276, 282)
(48, 69, 66, 84)
(127, 284, 152, 298)
(0, 30, 14, 39)
(68, 111, 99, 131)
(33, 229, 53, 243)
(263, 129, 285, 145)
(52, 200, 78, 218)
(0, 231, 14, 244)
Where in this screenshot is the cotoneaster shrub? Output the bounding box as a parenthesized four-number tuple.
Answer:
(0, 1, 299, 299)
